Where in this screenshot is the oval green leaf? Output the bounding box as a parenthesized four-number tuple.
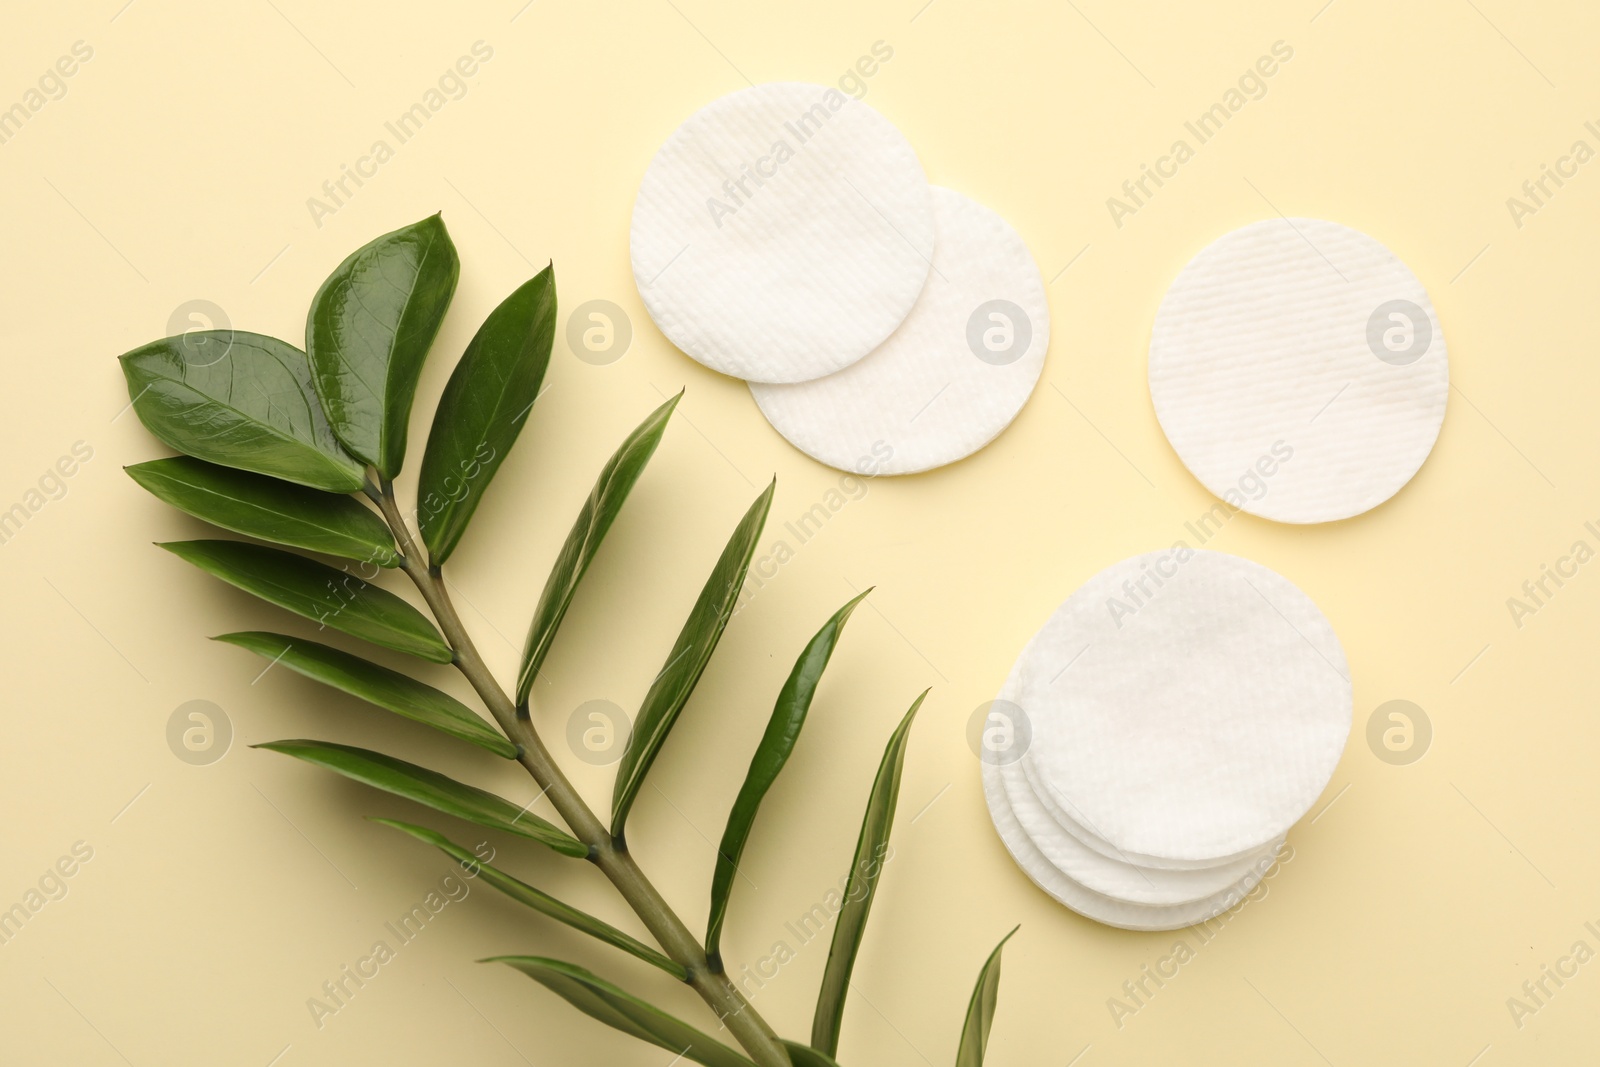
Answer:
(256, 739, 586, 857)
(119, 331, 364, 492)
(783, 1041, 844, 1067)
(956, 927, 1019, 1067)
(610, 479, 775, 837)
(516, 392, 680, 705)
(706, 590, 870, 964)
(810, 690, 927, 1058)
(215, 632, 513, 757)
(160, 539, 451, 663)
(373, 818, 683, 978)
(127, 457, 397, 567)
(306, 213, 460, 476)
(418, 265, 557, 565)
(489, 956, 755, 1067)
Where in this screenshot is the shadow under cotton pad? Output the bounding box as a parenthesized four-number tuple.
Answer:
(749, 185, 1049, 474)
(630, 82, 934, 384)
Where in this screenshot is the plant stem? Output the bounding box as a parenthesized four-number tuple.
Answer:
(371, 483, 790, 1067)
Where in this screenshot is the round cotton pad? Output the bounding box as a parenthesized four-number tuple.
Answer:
(630, 82, 935, 383)
(749, 186, 1049, 474)
(1019, 550, 1350, 867)
(1149, 218, 1448, 524)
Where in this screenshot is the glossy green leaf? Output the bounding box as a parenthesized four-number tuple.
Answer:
(610, 479, 775, 837)
(127, 457, 397, 567)
(516, 392, 680, 706)
(256, 740, 586, 857)
(161, 540, 451, 663)
(215, 632, 513, 757)
(783, 1041, 844, 1067)
(705, 590, 870, 963)
(490, 957, 755, 1067)
(811, 690, 927, 1057)
(418, 266, 557, 565)
(305, 213, 460, 476)
(119, 331, 364, 492)
(374, 818, 683, 978)
(956, 927, 1019, 1067)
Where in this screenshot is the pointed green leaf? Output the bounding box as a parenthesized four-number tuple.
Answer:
(306, 213, 460, 476)
(783, 1042, 843, 1067)
(373, 819, 683, 978)
(490, 957, 755, 1067)
(706, 590, 870, 963)
(811, 691, 927, 1057)
(127, 457, 397, 567)
(119, 331, 364, 492)
(161, 540, 451, 662)
(215, 632, 513, 757)
(516, 393, 680, 705)
(256, 740, 586, 857)
(956, 927, 1019, 1067)
(418, 266, 557, 565)
(610, 480, 775, 836)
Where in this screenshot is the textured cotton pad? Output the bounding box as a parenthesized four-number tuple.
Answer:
(749, 186, 1049, 474)
(1020, 550, 1350, 866)
(630, 82, 934, 383)
(1149, 218, 1448, 523)
(999, 755, 1282, 906)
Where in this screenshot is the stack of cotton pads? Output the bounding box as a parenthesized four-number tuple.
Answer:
(631, 82, 1049, 475)
(980, 550, 1351, 930)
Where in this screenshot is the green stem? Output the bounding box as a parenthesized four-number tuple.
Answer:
(371, 481, 789, 1067)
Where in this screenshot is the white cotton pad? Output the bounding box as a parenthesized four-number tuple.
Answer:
(748, 186, 1049, 474)
(630, 82, 934, 383)
(1019, 549, 1350, 867)
(999, 755, 1282, 906)
(1149, 218, 1448, 524)
(984, 762, 1284, 931)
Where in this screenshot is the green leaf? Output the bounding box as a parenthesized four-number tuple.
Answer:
(215, 632, 513, 757)
(810, 690, 927, 1057)
(610, 479, 775, 837)
(119, 331, 365, 492)
(783, 1041, 844, 1067)
(127, 457, 397, 567)
(256, 740, 586, 857)
(956, 927, 1019, 1067)
(306, 213, 460, 476)
(490, 956, 755, 1067)
(516, 392, 680, 706)
(161, 539, 451, 663)
(418, 266, 557, 565)
(373, 819, 684, 978)
(706, 590, 870, 963)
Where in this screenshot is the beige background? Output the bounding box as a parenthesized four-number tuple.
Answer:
(2, 1, 1597, 1064)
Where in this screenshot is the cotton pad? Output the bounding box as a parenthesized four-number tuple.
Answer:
(1149, 218, 1448, 524)
(748, 186, 1048, 474)
(1018, 549, 1350, 867)
(630, 82, 934, 383)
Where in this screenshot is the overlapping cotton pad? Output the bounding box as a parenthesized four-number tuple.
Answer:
(630, 82, 934, 383)
(748, 186, 1049, 474)
(978, 550, 1349, 929)
(1149, 218, 1448, 524)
